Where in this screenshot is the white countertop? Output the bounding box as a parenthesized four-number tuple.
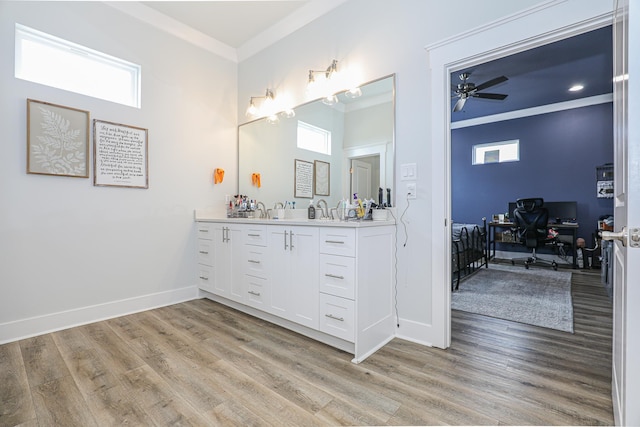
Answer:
(194, 209, 397, 228)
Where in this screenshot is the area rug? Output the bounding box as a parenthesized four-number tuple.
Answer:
(451, 264, 574, 333)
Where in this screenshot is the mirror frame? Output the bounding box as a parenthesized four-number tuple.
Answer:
(237, 73, 396, 208)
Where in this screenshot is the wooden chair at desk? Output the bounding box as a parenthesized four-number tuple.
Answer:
(511, 197, 559, 270)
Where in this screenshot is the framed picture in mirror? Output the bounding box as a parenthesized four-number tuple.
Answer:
(314, 160, 330, 196)
(294, 159, 313, 198)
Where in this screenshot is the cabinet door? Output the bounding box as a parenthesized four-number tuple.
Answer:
(227, 226, 245, 302)
(267, 226, 289, 318)
(211, 224, 244, 300)
(212, 225, 231, 297)
(267, 225, 319, 329)
(289, 226, 319, 329)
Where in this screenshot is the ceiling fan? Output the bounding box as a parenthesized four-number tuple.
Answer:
(452, 72, 509, 112)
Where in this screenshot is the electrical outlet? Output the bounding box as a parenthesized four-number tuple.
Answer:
(406, 182, 416, 199)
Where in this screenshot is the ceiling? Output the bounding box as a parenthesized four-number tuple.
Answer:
(107, 3, 612, 119)
(450, 25, 613, 123)
(106, 0, 347, 61)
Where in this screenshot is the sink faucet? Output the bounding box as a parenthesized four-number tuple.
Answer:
(256, 201, 266, 218)
(316, 199, 329, 219)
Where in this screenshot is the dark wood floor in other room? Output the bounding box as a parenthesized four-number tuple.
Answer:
(1, 269, 613, 426)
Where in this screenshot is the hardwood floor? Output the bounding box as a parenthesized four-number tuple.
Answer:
(1, 269, 613, 426)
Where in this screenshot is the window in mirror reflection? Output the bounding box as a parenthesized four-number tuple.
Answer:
(297, 121, 332, 155)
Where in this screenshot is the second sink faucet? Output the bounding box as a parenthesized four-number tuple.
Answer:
(316, 199, 329, 219)
(256, 201, 267, 218)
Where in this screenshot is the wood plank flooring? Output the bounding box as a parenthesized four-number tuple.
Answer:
(0, 268, 613, 426)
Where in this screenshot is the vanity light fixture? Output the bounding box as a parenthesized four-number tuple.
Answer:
(568, 84, 584, 92)
(307, 59, 362, 105)
(245, 88, 295, 123)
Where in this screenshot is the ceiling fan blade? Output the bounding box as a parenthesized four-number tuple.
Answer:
(453, 97, 466, 112)
(473, 75, 508, 92)
(473, 92, 508, 100)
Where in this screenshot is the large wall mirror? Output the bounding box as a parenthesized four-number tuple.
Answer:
(238, 74, 395, 209)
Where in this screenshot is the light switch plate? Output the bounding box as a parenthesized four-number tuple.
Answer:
(400, 163, 417, 181)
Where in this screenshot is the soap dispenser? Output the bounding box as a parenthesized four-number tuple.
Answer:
(308, 200, 316, 219)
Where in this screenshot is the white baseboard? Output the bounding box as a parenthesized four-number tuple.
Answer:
(0, 285, 199, 344)
(394, 317, 436, 348)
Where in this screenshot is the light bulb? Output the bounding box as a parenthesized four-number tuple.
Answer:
(322, 94, 338, 106)
(345, 87, 362, 98)
(246, 101, 258, 117)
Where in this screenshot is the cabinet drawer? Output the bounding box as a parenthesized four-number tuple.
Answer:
(197, 265, 214, 292)
(319, 293, 355, 342)
(196, 223, 213, 240)
(245, 275, 268, 310)
(320, 228, 356, 257)
(319, 254, 355, 299)
(244, 246, 267, 277)
(245, 225, 267, 246)
(197, 239, 214, 266)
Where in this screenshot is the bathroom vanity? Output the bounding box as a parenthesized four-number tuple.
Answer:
(194, 212, 396, 363)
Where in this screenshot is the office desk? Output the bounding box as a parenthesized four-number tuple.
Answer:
(488, 222, 579, 269)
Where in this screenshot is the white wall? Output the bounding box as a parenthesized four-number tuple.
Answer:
(0, 1, 238, 342)
(237, 0, 542, 341)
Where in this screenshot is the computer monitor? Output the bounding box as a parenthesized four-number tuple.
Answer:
(508, 200, 577, 223)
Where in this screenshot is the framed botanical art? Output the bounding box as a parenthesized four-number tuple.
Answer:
(27, 99, 90, 178)
(314, 160, 330, 196)
(93, 119, 149, 189)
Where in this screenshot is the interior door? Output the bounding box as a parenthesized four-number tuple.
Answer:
(351, 159, 372, 200)
(605, 1, 640, 424)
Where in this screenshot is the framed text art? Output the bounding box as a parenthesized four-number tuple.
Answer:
(314, 160, 330, 196)
(93, 119, 149, 189)
(294, 159, 313, 198)
(27, 99, 90, 178)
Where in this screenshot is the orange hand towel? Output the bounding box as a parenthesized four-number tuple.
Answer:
(214, 168, 224, 184)
(252, 173, 261, 188)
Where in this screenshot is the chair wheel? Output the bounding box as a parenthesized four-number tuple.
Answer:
(552, 261, 558, 271)
(525, 263, 530, 269)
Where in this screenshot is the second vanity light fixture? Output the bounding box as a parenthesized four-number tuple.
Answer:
(245, 88, 295, 124)
(307, 59, 362, 105)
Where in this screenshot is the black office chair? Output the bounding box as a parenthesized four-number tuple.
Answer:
(511, 197, 558, 270)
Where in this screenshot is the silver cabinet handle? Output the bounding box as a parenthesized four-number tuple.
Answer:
(199, 276, 209, 280)
(248, 259, 260, 264)
(325, 314, 344, 322)
(199, 250, 209, 255)
(248, 233, 261, 237)
(198, 228, 209, 233)
(248, 290, 261, 296)
(325, 240, 345, 244)
(325, 273, 344, 279)
(284, 230, 289, 250)
(289, 230, 294, 250)
(225, 227, 230, 242)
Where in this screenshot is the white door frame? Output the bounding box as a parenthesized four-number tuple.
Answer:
(426, 0, 613, 347)
(610, 1, 640, 424)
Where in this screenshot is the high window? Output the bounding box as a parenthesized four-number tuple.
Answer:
(472, 139, 519, 165)
(15, 24, 141, 108)
(297, 121, 331, 155)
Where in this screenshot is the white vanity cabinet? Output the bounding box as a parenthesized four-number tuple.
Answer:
(318, 228, 357, 342)
(195, 215, 396, 363)
(243, 224, 269, 311)
(196, 222, 244, 300)
(267, 225, 319, 330)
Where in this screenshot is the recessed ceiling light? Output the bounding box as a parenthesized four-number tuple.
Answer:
(569, 84, 584, 92)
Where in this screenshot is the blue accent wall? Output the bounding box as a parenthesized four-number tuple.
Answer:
(452, 102, 613, 244)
